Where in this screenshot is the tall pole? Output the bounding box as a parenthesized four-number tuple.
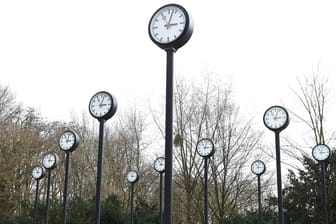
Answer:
(159, 173, 164, 224)
(33, 179, 40, 224)
(130, 183, 135, 224)
(95, 120, 105, 224)
(62, 152, 71, 224)
(164, 48, 175, 224)
(275, 131, 284, 224)
(45, 169, 52, 224)
(204, 158, 209, 224)
(257, 175, 262, 224)
(321, 162, 329, 224)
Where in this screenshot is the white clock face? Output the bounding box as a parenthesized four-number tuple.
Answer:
(32, 166, 44, 179)
(42, 153, 57, 169)
(263, 106, 289, 131)
(196, 138, 215, 158)
(154, 157, 165, 173)
(312, 144, 331, 161)
(251, 160, 266, 175)
(89, 92, 113, 118)
(149, 5, 186, 44)
(59, 131, 76, 151)
(127, 170, 139, 183)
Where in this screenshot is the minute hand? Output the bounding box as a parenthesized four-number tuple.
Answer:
(167, 10, 174, 28)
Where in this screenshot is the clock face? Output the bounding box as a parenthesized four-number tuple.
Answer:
(59, 130, 79, 152)
(263, 106, 289, 131)
(127, 170, 139, 183)
(42, 153, 58, 169)
(251, 160, 266, 175)
(89, 91, 117, 120)
(149, 4, 193, 50)
(312, 144, 331, 161)
(32, 166, 45, 180)
(154, 157, 165, 173)
(196, 138, 215, 158)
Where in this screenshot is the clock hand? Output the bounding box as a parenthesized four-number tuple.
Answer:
(161, 13, 168, 26)
(100, 95, 105, 106)
(166, 10, 174, 29)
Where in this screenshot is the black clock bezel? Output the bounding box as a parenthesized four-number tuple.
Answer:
(251, 160, 266, 176)
(196, 138, 215, 158)
(32, 165, 46, 180)
(89, 91, 118, 121)
(148, 3, 194, 51)
(127, 170, 139, 183)
(263, 105, 290, 132)
(58, 130, 80, 152)
(312, 144, 331, 162)
(154, 157, 165, 173)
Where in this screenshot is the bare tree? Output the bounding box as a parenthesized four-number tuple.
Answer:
(171, 75, 261, 223)
(287, 65, 334, 161)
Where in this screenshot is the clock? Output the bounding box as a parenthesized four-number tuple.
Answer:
(251, 160, 266, 175)
(89, 91, 118, 120)
(196, 138, 215, 158)
(42, 152, 59, 169)
(263, 105, 289, 132)
(154, 157, 165, 173)
(149, 3, 193, 50)
(312, 144, 331, 161)
(58, 130, 80, 152)
(32, 165, 45, 180)
(127, 170, 139, 183)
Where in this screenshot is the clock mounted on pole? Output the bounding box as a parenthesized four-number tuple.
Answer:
(148, 4, 193, 224)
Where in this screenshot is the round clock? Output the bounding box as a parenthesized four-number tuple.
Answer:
(251, 160, 266, 175)
(149, 3, 193, 50)
(127, 170, 139, 183)
(58, 130, 80, 152)
(196, 138, 215, 158)
(42, 152, 59, 169)
(89, 91, 118, 120)
(312, 144, 331, 161)
(32, 165, 45, 180)
(154, 157, 165, 173)
(263, 105, 289, 132)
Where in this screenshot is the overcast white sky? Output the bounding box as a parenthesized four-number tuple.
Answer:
(1, 0, 336, 133)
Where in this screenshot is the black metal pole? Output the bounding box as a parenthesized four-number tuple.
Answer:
(204, 158, 209, 224)
(257, 175, 262, 224)
(159, 173, 164, 224)
(95, 120, 105, 224)
(33, 179, 40, 224)
(321, 162, 329, 224)
(130, 183, 134, 224)
(164, 48, 175, 224)
(275, 131, 284, 224)
(45, 169, 52, 224)
(62, 152, 71, 224)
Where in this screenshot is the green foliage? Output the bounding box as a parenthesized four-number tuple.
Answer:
(283, 152, 336, 223)
(100, 194, 128, 224)
(134, 197, 159, 224)
(7, 194, 159, 224)
(225, 209, 276, 224)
